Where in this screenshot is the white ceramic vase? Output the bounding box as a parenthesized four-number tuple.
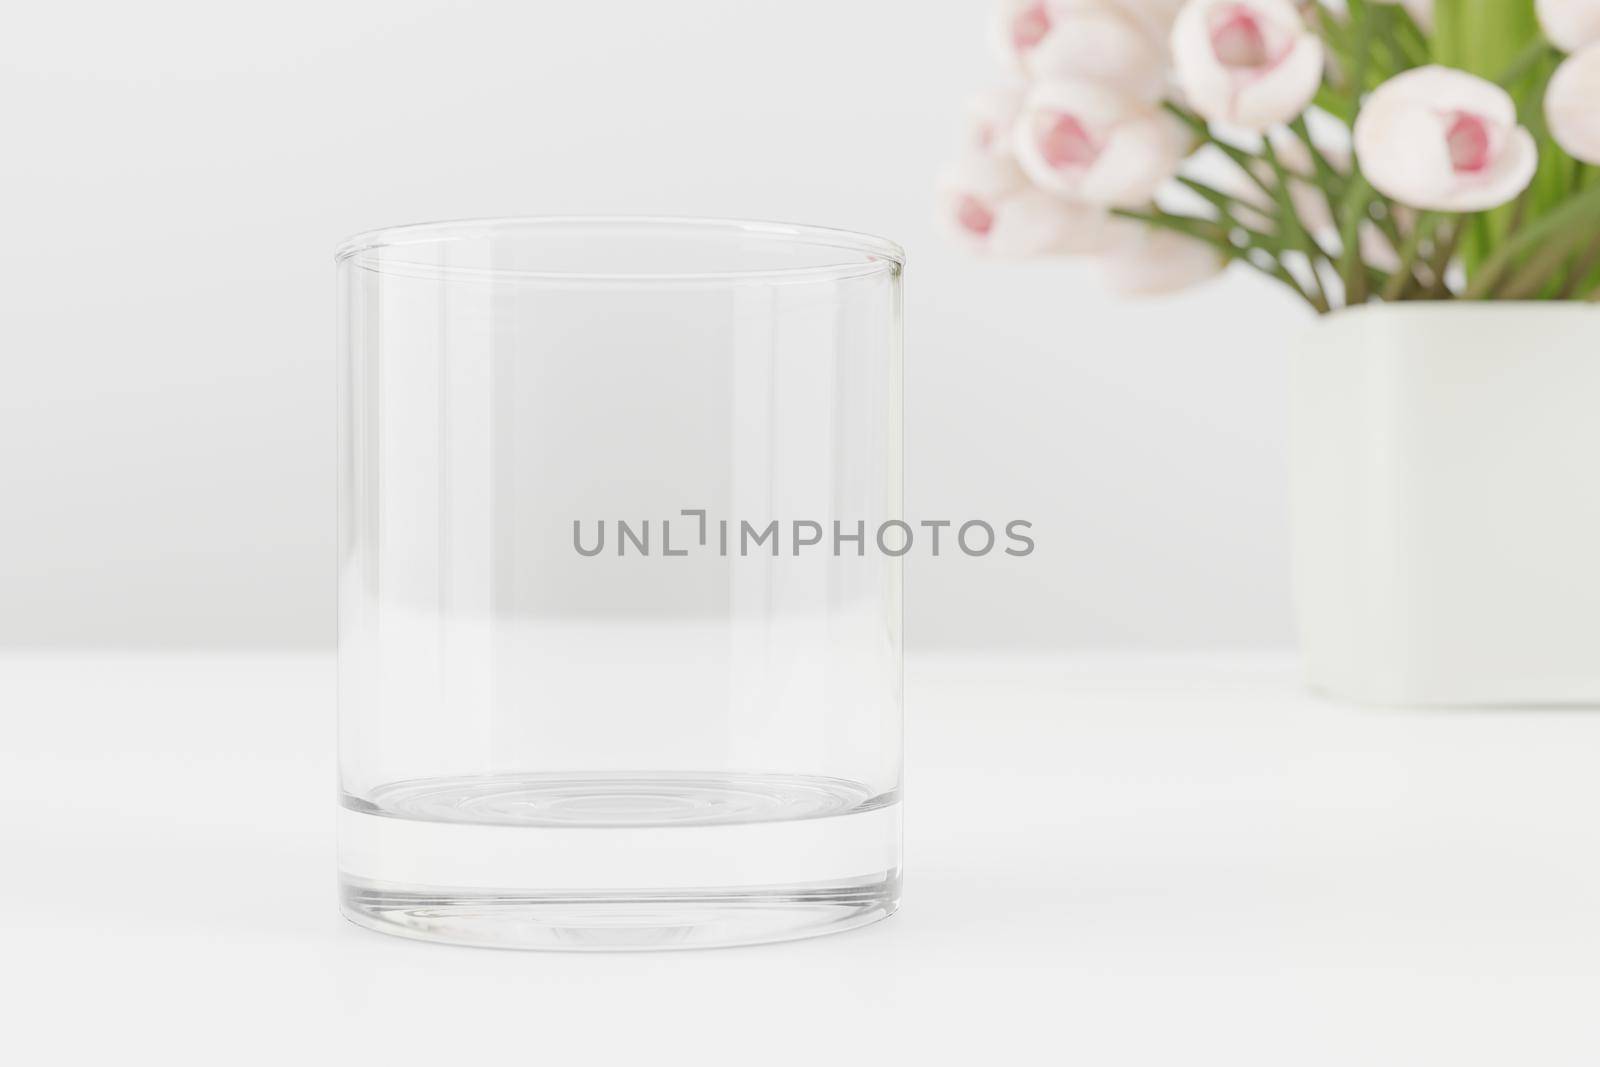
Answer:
(1290, 303, 1600, 706)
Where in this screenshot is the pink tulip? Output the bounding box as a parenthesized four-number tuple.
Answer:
(938, 154, 1115, 257)
(991, 1, 1171, 100)
(995, 0, 1057, 64)
(964, 87, 1025, 158)
(1012, 79, 1191, 206)
(1546, 44, 1600, 164)
(1099, 221, 1225, 294)
(1170, 0, 1324, 131)
(1537, 0, 1600, 52)
(1027, 2, 1168, 100)
(1353, 66, 1538, 211)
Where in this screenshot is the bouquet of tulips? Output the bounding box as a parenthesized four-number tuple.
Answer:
(942, 0, 1600, 309)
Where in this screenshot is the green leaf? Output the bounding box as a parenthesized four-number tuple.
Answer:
(1431, 1, 1540, 78)
(1463, 182, 1600, 298)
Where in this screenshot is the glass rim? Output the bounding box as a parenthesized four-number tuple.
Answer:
(335, 215, 905, 285)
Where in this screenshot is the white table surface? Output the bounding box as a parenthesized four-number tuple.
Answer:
(4, 652, 1599, 1064)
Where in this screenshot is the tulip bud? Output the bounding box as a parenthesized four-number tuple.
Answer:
(964, 87, 1025, 159)
(991, 1, 1170, 100)
(1353, 66, 1538, 212)
(1537, 0, 1600, 52)
(1029, 3, 1168, 100)
(1170, 0, 1324, 131)
(1546, 43, 1600, 164)
(1100, 221, 1225, 294)
(1012, 79, 1192, 207)
(938, 154, 1115, 257)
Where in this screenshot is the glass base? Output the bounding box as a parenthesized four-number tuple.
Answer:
(340, 875, 899, 951)
(337, 771, 902, 950)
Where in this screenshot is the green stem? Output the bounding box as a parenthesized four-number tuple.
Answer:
(1163, 102, 1277, 205)
(1557, 237, 1600, 299)
(1424, 219, 1464, 298)
(1173, 176, 1290, 254)
(1499, 39, 1557, 86)
(1313, 85, 1354, 124)
(1175, 175, 1260, 228)
(1463, 183, 1600, 298)
(1110, 207, 1224, 244)
(1350, 1, 1374, 108)
(1112, 208, 1325, 312)
(1337, 174, 1374, 305)
(1307, 4, 1355, 88)
(1176, 176, 1344, 283)
(1498, 233, 1590, 299)
(1382, 212, 1440, 301)
(1261, 137, 1332, 307)
(1373, 9, 1414, 75)
(1289, 117, 1344, 200)
(1390, 7, 1431, 66)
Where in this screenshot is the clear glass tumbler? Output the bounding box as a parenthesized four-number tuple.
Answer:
(336, 217, 904, 949)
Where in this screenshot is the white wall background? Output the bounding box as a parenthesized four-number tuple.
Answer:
(0, 0, 1307, 651)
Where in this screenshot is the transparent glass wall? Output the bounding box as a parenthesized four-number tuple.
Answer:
(337, 217, 903, 949)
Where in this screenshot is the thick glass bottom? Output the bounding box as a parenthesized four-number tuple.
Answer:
(337, 771, 902, 951)
(340, 874, 899, 951)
